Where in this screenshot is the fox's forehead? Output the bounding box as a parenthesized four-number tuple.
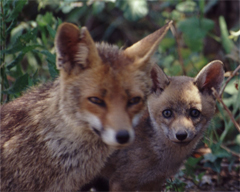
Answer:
(80, 64, 148, 99)
(96, 42, 131, 68)
(161, 76, 202, 110)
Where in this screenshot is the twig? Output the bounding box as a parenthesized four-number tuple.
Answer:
(212, 88, 240, 133)
(220, 65, 240, 97)
(170, 23, 186, 75)
(205, 138, 240, 158)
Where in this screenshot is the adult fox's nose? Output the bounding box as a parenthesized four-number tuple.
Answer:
(116, 130, 130, 144)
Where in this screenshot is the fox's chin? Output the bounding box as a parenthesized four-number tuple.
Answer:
(172, 141, 191, 146)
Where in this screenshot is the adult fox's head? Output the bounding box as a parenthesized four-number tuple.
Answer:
(54, 22, 172, 148)
(148, 61, 224, 146)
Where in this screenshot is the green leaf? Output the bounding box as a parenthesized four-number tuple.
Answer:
(5, 0, 28, 22)
(57, 18, 63, 27)
(46, 25, 56, 38)
(10, 22, 28, 44)
(204, 158, 222, 173)
(185, 157, 202, 166)
(48, 61, 59, 79)
(40, 50, 58, 79)
(4, 28, 39, 55)
(92, 1, 105, 15)
(178, 17, 214, 51)
(36, 12, 54, 27)
(6, 52, 25, 70)
(40, 50, 56, 64)
(3, 73, 29, 94)
(6, 20, 17, 34)
(28, 69, 39, 87)
(219, 16, 234, 54)
(3, 44, 42, 56)
(204, 153, 217, 162)
(158, 38, 176, 52)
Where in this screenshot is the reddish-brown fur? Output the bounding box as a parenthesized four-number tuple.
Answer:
(0, 22, 172, 191)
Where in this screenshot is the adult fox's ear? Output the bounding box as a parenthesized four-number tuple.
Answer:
(194, 60, 224, 94)
(123, 21, 173, 72)
(151, 64, 169, 95)
(55, 23, 101, 75)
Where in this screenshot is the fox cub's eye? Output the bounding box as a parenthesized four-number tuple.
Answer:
(162, 109, 172, 118)
(88, 97, 105, 107)
(190, 109, 200, 118)
(128, 97, 141, 106)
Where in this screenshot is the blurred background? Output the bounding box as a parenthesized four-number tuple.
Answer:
(0, 0, 239, 191)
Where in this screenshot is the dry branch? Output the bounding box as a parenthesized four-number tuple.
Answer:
(170, 23, 186, 76)
(220, 64, 240, 97)
(212, 88, 240, 133)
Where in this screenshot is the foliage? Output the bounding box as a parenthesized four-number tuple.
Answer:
(0, 0, 239, 190)
(0, 0, 60, 102)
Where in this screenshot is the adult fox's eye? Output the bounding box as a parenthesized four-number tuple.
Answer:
(88, 97, 105, 107)
(190, 109, 201, 118)
(128, 97, 141, 106)
(162, 109, 172, 118)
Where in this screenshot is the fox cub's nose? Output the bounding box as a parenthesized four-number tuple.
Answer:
(176, 131, 188, 141)
(116, 130, 130, 144)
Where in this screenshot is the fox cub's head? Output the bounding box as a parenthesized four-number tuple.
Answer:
(54, 22, 172, 148)
(148, 61, 224, 145)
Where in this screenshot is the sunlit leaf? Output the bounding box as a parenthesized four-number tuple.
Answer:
(117, 0, 148, 21)
(176, 1, 197, 13)
(36, 12, 54, 27)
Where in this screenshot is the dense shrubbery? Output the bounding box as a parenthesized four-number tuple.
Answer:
(1, 0, 239, 190)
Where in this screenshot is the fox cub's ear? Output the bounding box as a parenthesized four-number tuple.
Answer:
(124, 21, 173, 73)
(194, 60, 224, 94)
(151, 64, 169, 95)
(55, 23, 101, 74)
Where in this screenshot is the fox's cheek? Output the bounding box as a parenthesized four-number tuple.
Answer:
(132, 112, 144, 127)
(80, 112, 103, 133)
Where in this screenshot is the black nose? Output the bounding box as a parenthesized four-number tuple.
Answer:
(176, 131, 188, 141)
(116, 130, 130, 144)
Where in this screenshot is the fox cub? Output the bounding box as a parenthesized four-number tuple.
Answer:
(0, 22, 172, 191)
(95, 60, 224, 191)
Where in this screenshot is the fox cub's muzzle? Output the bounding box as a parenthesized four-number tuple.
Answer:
(175, 130, 188, 141)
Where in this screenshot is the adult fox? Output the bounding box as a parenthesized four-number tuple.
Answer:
(0, 22, 172, 191)
(87, 60, 224, 191)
